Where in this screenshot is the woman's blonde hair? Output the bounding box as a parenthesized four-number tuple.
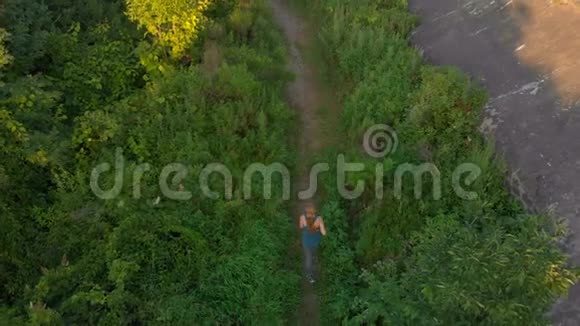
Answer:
(305, 203, 317, 232)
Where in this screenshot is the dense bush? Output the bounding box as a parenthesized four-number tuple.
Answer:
(0, 0, 299, 323)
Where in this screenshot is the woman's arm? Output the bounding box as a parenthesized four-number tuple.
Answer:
(318, 217, 327, 236)
(299, 215, 307, 229)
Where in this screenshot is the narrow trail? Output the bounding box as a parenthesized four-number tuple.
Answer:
(269, 0, 340, 324)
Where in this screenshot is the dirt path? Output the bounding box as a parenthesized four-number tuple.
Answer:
(408, 0, 580, 324)
(269, 0, 340, 324)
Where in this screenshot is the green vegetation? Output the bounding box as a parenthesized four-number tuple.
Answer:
(299, 0, 577, 324)
(1, 0, 576, 324)
(0, 0, 298, 323)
